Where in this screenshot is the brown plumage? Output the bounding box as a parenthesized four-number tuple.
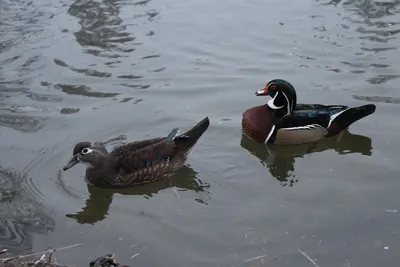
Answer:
(242, 105, 275, 142)
(63, 117, 210, 188)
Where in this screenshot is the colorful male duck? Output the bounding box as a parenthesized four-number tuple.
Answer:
(242, 79, 376, 145)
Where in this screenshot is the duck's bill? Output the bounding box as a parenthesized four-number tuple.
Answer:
(255, 86, 269, 96)
(63, 155, 79, 171)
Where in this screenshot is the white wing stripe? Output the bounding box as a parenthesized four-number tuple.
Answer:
(282, 124, 324, 131)
(327, 108, 350, 129)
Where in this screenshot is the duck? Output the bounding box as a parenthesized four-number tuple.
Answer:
(242, 79, 376, 145)
(62, 117, 210, 188)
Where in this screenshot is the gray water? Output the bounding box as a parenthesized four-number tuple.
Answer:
(1, 0, 400, 266)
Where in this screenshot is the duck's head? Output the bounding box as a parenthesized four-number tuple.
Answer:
(63, 141, 109, 171)
(255, 79, 297, 117)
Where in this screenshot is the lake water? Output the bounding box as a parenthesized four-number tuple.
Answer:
(1, 0, 400, 266)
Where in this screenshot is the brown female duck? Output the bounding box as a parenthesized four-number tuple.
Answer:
(63, 117, 210, 188)
(242, 79, 376, 145)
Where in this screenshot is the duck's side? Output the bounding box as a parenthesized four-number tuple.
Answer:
(293, 103, 376, 136)
(242, 103, 376, 145)
(86, 117, 210, 188)
(242, 79, 376, 146)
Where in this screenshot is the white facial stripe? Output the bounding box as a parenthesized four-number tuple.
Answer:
(280, 92, 291, 116)
(267, 91, 292, 116)
(267, 95, 284, 109)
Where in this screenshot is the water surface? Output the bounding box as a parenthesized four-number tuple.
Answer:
(1, 0, 400, 266)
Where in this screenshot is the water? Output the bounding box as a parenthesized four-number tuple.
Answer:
(0, 0, 400, 266)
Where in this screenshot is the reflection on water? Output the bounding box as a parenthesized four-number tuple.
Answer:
(353, 94, 400, 104)
(64, 166, 210, 225)
(58, 0, 159, 97)
(240, 131, 372, 187)
(69, 0, 136, 57)
(0, 167, 55, 255)
(314, 0, 400, 85)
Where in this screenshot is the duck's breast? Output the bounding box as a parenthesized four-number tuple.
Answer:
(242, 105, 275, 143)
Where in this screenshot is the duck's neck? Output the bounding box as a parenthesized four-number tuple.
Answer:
(85, 156, 117, 187)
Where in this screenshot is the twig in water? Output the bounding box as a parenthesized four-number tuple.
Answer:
(297, 248, 320, 267)
(130, 253, 139, 259)
(0, 243, 84, 262)
(244, 254, 268, 262)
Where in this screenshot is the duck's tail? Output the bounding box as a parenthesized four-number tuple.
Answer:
(326, 104, 376, 137)
(172, 117, 210, 150)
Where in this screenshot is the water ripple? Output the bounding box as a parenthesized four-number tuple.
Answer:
(68, 0, 138, 57)
(53, 83, 119, 98)
(0, 167, 55, 254)
(314, 0, 400, 85)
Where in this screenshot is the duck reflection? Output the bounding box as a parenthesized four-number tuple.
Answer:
(240, 131, 372, 187)
(65, 165, 210, 224)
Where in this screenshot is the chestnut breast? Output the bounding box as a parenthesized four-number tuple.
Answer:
(242, 105, 275, 143)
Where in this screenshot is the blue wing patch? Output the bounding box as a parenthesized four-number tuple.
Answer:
(145, 156, 170, 167)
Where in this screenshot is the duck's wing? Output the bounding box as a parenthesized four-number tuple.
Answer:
(109, 137, 166, 157)
(110, 117, 210, 157)
(294, 103, 376, 137)
(295, 103, 349, 111)
(268, 103, 376, 145)
(111, 117, 210, 185)
(114, 138, 181, 173)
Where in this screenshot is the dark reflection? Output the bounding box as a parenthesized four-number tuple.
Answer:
(67, 0, 158, 57)
(65, 166, 210, 225)
(320, 0, 400, 19)
(54, 83, 119, 98)
(0, 114, 46, 132)
(315, 0, 400, 84)
(0, 167, 55, 255)
(66, 0, 157, 93)
(240, 131, 372, 187)
(68, 0, 135, 56)
(353, 94, 400, 104)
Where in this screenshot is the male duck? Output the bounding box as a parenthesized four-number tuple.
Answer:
(63, 117, 210, 188)
(242, 79, 376, 145)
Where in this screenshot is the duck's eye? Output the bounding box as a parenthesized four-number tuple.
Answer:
(81, 148, 91, 154)
(269, 84, 277, 90)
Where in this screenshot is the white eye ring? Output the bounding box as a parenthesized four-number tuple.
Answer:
(81, 148, 93, 155)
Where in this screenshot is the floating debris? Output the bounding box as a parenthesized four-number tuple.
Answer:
(130, 253, 139, 259)
(298, 248, 320, 267)
(0, 244, 129, 267)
